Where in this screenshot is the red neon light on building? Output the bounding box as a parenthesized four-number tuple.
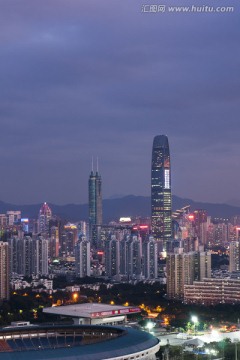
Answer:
(139, 225, 148, 229)
(132, 225, 149, 230)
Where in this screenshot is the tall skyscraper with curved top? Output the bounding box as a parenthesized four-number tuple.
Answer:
(151, 135, 172, 252)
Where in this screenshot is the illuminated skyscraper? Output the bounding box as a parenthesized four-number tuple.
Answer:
(88, 167, 102, 248)
(38, 202, 52, 235)
(151, 135, 172, 251)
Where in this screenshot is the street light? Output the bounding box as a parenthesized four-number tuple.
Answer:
(146, 322, 154, 332)
(72, 293, 78, 302)
(191, 316, 198, 336)
(206, 348, 217, 360)
(234, 339, 239, 360)
(211, 329, 219, 342)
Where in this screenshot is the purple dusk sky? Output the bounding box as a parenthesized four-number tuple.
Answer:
(0, 0, 239, 205)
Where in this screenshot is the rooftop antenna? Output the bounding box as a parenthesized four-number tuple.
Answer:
(91, 156, 94, 172)
(96, 156, 99, 173)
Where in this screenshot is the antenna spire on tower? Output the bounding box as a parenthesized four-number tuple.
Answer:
(97, 156, 99, 173)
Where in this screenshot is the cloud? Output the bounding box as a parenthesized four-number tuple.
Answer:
(0, 0, 239, 204)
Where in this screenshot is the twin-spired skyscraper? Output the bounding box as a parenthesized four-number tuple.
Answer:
(151, 135, 172, 252)
(88, 167, 102, 248)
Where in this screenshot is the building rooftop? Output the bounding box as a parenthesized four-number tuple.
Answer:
(43, 303, 141, 319)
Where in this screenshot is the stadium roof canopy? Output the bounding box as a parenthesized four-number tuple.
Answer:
(0, 324, 160, 360)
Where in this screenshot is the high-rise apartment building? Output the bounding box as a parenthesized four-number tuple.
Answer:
(100, 232, 159, 281)
(74, 237, 90, 278)
(60, 223, 78, 257)
(89, 169, 102, 248)
(19, 236, 34, 276)
(105, 236, 120, 279)
(34, 236, 49, 276)
(166, 248, 184, 299)
(0, 242, 10, 300)
(166, 248, 211, 299)
(229, 240, 240, 272)
(126, 236, 142, 280)
(6, 211, 21, 226)
(151, 135, 172, 252)
(8, 235, 48, 277)
(49, 226, 59, 259)
(119, 236, 128, 276)
(142, 237, 158, 279)
(192, 210, 207, 244)
(77, 221, 87, 237)
(8, 236, 21, 274)
(0, 214, 7, 227)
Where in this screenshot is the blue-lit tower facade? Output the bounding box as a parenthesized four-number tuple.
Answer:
(88, 170, 102, 248)
(151, 135, 172, 252)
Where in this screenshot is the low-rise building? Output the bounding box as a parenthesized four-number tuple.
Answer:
(43, 303, 141, 326)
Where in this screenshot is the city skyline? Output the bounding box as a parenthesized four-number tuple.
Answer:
(0, 1, 239, 205)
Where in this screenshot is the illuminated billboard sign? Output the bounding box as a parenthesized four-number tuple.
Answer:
(119, 217, 132, 223)
(91, 307, 141, 318)
(164, 169, 170, 189)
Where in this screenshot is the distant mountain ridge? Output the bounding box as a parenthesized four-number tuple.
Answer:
(1, 195, 240, 222)
(225, 199, 240, 207)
